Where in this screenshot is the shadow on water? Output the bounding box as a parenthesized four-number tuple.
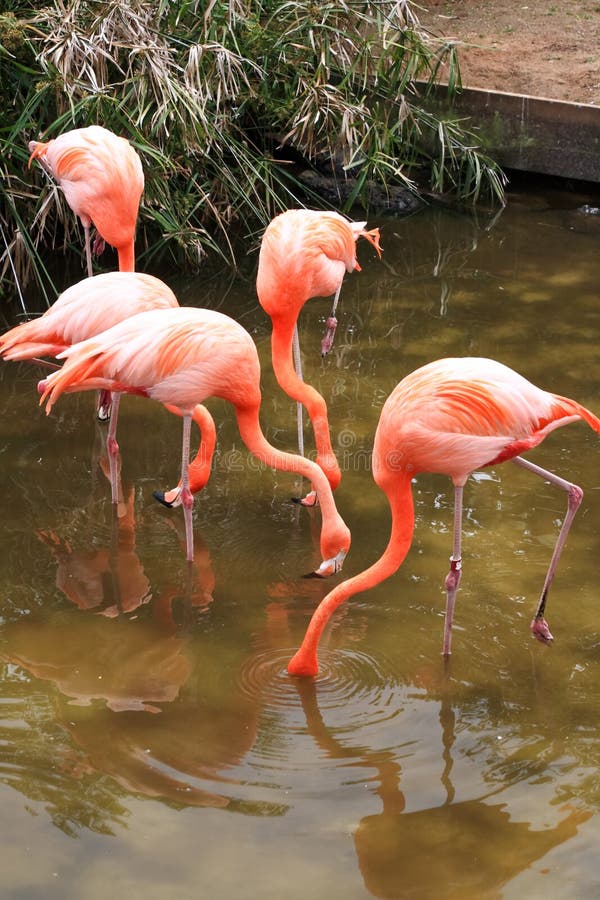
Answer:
(1, 178, 600, 897)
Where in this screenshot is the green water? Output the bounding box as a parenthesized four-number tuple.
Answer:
(1, 181, 599, 899)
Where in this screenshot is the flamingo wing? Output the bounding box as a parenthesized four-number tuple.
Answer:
(40, 307, 261, 413)
(1, 273, 177, 362)
(378, 358, 600, 483)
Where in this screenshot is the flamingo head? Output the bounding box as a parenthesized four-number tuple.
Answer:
(153, 487, 181, 509)
(287, 646, 319, 677)
(306, 548, 347, 579)
(349, 223, 383, 261)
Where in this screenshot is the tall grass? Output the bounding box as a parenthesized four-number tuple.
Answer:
(0, 1, 505, 305)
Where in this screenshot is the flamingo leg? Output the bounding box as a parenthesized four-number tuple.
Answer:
(292, 324, 320, 506)
(180, 414, 195, 562)
(154, 403, 216, 508)
(321, 283, 342, 356)
(83, 223, 93, 277)
(106, 392, 121, 503)
(292, 324, 305, 458)
(442, 483, 464, 656)
(512, 455, 584, 643)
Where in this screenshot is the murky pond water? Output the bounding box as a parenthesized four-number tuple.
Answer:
(1, 180, 600, 899)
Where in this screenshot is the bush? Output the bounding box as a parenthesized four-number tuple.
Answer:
(0, 0, 505, 304)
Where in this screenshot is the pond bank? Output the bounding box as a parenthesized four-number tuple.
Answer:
(422, 84, 600, 184)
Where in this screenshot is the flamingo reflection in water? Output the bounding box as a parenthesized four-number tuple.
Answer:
(12, 484, 212, 714)
(291, 668, 592, 899)
(3, 505, 286, 811)
(3, 529, 593, 859)
(251, 588, 593, 898)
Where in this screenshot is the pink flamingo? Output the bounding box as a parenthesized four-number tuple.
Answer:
(0, 272, 216, 501)
(28, 125, 144, 276)
(256, 209, 381, 504)
(287, 356, 600, 676)
(38, 306, 352, 570)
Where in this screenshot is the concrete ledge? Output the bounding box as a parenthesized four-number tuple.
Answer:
(421, 83, 600, 183)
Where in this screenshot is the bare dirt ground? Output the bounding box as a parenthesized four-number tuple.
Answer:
(418, 0, 600, 106)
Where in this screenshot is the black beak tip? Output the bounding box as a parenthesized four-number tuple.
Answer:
(153, 490, 174, 509)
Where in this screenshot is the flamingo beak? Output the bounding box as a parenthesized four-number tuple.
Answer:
(153, 487, 182, 509)
(304, 549, 347, 579)
(291, 491, 319, 507)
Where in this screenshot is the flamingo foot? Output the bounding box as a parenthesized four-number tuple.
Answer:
(287, 649, 319, 677)
(531, 616, 554, 644)
(291, 490, 319, 508)
(92, 233, 106, 257)
(321, 316, 338, 356)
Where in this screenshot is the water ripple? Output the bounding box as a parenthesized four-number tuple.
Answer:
(236, 647, 403, 738)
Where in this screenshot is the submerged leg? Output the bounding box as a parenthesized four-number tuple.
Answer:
(512, 455, 584, 644)
(105, 392, 121, 504)
(179, 414, 195, 562)
(443, 483, 464, 656)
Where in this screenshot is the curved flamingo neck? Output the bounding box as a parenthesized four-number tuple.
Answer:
(270, 318, 341, 490)
(287, 474, 415, 676)
(188, 404, 217, 494)
(269, 315, 321, 407)
(234, 403, 350, 560)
